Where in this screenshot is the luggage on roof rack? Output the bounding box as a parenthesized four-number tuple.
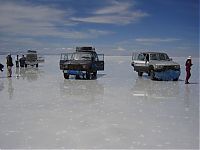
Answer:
(27, 50, 37, 53)
(76, 47, 95, 52)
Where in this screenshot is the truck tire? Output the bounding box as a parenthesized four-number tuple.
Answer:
(86, 72, 90, 80)
(75, 75, 80, 79)
(63, 73, 69, 79)
(93, 71, 97, 79)
(138, 71, 143, 76)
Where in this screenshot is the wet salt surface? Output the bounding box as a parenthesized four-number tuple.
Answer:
(0, 55, 199, 149)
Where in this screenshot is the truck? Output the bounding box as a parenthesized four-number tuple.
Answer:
(131, 52, 181, 81)
(60, 47, 104, 79)
(25, 50, 39, 67)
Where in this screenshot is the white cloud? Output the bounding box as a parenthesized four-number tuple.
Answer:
(135, 38, 181, 43)
(71, 0, 148, 25)
(0, 1, 113, 40)
(95, 1, 131, 15)
(116, 46, 126, 51)
(0, 1, 75, 38)
(0, 2, 72, 27)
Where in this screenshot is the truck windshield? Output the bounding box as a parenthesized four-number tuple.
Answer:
(71, 52, 92, 60)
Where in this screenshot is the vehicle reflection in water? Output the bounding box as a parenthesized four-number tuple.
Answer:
(131, 77, 179, 99)
(60, 79, 104, 103)
(15, 67, 44, 81)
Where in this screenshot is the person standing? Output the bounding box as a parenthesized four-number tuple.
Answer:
(6, 54, 14, 77)
(15, 55, 19, 67)
(185, 56, 193, 84)
(19, 55, 26, 67)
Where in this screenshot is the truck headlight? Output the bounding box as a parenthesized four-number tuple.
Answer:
(64, 64, 68, 68)
(82, 65, 88, 69)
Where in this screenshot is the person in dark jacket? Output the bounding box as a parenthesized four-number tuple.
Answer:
(19, 55, 26, 67)
(185, 56, 193, 84)
(6, 54, 14, 77)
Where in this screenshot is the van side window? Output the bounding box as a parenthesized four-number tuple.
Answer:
(138, 54, 145, 61)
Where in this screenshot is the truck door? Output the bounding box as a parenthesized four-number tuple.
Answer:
(94, 54, 104, 71)
(59, 53, 73, 70)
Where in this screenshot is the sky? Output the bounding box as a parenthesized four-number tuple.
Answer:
(0, 0, 199, 56)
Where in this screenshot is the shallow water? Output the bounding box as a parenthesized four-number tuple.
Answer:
(0, 55, 199, 149)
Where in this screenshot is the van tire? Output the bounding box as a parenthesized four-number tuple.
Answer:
(138, 71, 143, 76)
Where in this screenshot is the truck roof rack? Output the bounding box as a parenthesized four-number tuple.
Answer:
(27, 50, 37, 53)
(76, 47, 95, 52)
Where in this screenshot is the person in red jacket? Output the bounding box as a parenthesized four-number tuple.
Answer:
(185, 56, 193, 84)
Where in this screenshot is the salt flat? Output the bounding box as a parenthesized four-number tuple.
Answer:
(0, 55, 199, 149)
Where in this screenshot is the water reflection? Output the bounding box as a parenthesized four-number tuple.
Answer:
(8, 78, 14, 99)
(15, 67, 44, 81)
(0, 80, 4, 92)
(131, 78, 180, 99)
(184, 85, 190, 110)
(60, 80, 104, 102)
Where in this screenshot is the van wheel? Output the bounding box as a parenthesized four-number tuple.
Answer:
(150, 70, 155, 80)
(173, 78, 179, 81)
(64, 73, 69, 79)
(138, 71, 143, 76)
(36, 64, 38, 68)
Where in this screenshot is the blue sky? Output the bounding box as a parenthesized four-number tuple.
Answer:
(0, 0, 199, 56)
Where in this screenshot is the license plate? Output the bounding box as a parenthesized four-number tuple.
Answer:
(64, 70, 82, 75)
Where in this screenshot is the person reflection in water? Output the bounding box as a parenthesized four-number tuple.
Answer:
(15, 67, 20, 79)
(8, 78, 14, 99)
(185, 56, 193, 84)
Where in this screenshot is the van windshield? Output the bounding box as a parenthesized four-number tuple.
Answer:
(150, 53, 169, 60)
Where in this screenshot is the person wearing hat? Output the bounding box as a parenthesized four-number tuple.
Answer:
(185, 56, 193, 84)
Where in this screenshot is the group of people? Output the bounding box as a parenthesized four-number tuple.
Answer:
(0, 54, 194, 83)
(0, 54, 27, 77)
(15, 55, 26, 68)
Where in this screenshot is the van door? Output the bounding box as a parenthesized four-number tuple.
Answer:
(132, 53, 149, 72)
